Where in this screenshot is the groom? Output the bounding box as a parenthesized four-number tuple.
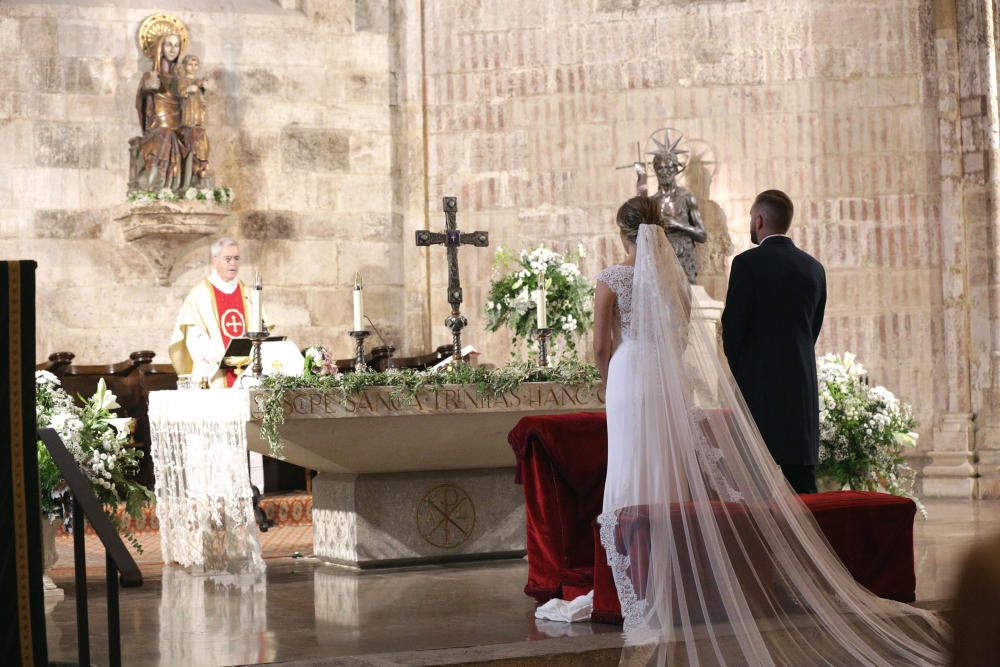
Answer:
(721, 190, 827, 494)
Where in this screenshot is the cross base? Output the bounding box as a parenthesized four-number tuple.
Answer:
(445, 313, 468, 363)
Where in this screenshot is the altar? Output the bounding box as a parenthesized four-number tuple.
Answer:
(150, 381, 605, 573)
(246, 382, 605, 568)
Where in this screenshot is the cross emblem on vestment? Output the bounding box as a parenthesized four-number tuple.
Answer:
(415, 197, 489, 363)
(222, 310, 245, 338)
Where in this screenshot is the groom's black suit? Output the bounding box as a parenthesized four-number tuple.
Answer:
(721, 235, 826, 494)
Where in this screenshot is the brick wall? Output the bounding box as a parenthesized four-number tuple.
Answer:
(419, 0, 947, 451)
(3, 0, 995, 476)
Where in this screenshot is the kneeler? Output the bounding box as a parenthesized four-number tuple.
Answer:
(508, 412, 609, 602)
(591, 490, 919, 624)
(508, 412, 920, 626)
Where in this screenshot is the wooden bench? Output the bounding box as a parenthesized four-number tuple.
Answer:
(38, 350, 177, 489)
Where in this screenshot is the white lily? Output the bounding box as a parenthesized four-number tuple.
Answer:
(35, 370, 60, 386)
(105, 417, 133, 438)
(93, 378, 121, 412)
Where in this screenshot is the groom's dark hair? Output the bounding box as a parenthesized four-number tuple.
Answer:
(753, 190, 794, 233)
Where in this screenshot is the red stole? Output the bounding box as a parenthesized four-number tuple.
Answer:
(211, 283, 246, 387)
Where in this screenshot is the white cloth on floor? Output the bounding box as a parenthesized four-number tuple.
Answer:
(534, 590, 593, 623)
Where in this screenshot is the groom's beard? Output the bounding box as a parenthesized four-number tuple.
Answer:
(750, 226, 759, 245)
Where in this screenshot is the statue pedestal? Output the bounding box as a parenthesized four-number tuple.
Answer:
(690, 284, 724, 342)
(689, 285, 725, 407)
(114, 200, 231, 286)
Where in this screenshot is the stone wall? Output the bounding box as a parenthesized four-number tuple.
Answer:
(417, 0, 948, 455)
(3, 0, 999, 491)
(0, 0, 399, 364)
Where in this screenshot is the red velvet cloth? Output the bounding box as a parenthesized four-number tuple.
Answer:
(799, 490, 917, 603)
(592, 491, 918, 624)
(508, 412, 608, 602)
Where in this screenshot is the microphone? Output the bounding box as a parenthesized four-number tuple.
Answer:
(365, 316, 395, 369)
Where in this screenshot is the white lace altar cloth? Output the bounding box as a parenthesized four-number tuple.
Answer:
(150, 390, 264, 575)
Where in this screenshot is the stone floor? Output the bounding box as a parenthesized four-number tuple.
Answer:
(43, 498, 1000, 666)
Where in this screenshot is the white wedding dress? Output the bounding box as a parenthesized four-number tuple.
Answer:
(595, 225, 948, 666)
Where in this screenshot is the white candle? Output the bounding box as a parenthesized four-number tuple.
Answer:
(250, 271, 263, 333)
(536, 273, 547, 329)
(353, 272, 364, 331)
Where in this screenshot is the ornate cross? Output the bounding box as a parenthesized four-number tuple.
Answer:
(415, 197, 489, 363)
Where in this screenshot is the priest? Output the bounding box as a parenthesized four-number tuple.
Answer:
(169, 237, 259, 388)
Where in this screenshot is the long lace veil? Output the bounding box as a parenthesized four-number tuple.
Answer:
(598, 225, 949, 666)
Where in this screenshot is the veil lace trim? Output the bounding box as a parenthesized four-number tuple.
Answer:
(597, 512, 644, 631)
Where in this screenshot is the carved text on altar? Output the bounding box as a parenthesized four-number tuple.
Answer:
(258, 384, 605, 419)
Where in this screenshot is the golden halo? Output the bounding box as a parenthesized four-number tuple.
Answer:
(138, 13, 189, 60)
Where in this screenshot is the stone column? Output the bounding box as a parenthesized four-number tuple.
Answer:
(923, 0, 978, 497)
(977, 0, 1000, 497)
(690, 284, 725, 407)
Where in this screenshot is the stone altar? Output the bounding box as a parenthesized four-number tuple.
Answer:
(246, 382, 605, 568)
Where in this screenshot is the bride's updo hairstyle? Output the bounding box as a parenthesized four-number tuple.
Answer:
(616, 196, 665, 244)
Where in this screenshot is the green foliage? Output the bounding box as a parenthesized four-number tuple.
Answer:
(256, 358, 601, 457)
(485, 244, 594, 358)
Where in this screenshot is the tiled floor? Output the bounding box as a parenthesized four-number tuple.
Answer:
(43, 498, 1000, 666)
(912, 498, 1000, 601)
(47, 523, 313, 578)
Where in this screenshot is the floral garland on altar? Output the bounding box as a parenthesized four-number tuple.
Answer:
(255, 358, 601, 457)
(817, 353, 923, 511)
(35, 371, 153, 550)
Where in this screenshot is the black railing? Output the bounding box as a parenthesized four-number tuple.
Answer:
(37, 427, 143, 667)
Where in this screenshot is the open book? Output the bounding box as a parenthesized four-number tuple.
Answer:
(430, 345, 479, 371)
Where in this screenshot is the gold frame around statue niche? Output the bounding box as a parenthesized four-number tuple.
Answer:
(137, 13, 189, 60)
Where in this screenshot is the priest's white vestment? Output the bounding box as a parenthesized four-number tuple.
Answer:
(169, 270, 254, 389)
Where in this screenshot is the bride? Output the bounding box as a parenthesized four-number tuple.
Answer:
(592, 196, 949, 665)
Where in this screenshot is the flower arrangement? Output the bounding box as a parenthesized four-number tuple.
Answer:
(485, 244, 594, 356)
(127, 186, 234, 205)
(817, 353, 921, 508)
(35, 371, 153, 550)
(303, 346, 337, 378)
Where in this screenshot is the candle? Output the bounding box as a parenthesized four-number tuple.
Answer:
(250, 271, 263, 333)
(353, 272, 364, 331)
(536, 273, 547, 329)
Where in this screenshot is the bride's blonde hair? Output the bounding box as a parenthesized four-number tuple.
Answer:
(616, 196, 665, 243)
